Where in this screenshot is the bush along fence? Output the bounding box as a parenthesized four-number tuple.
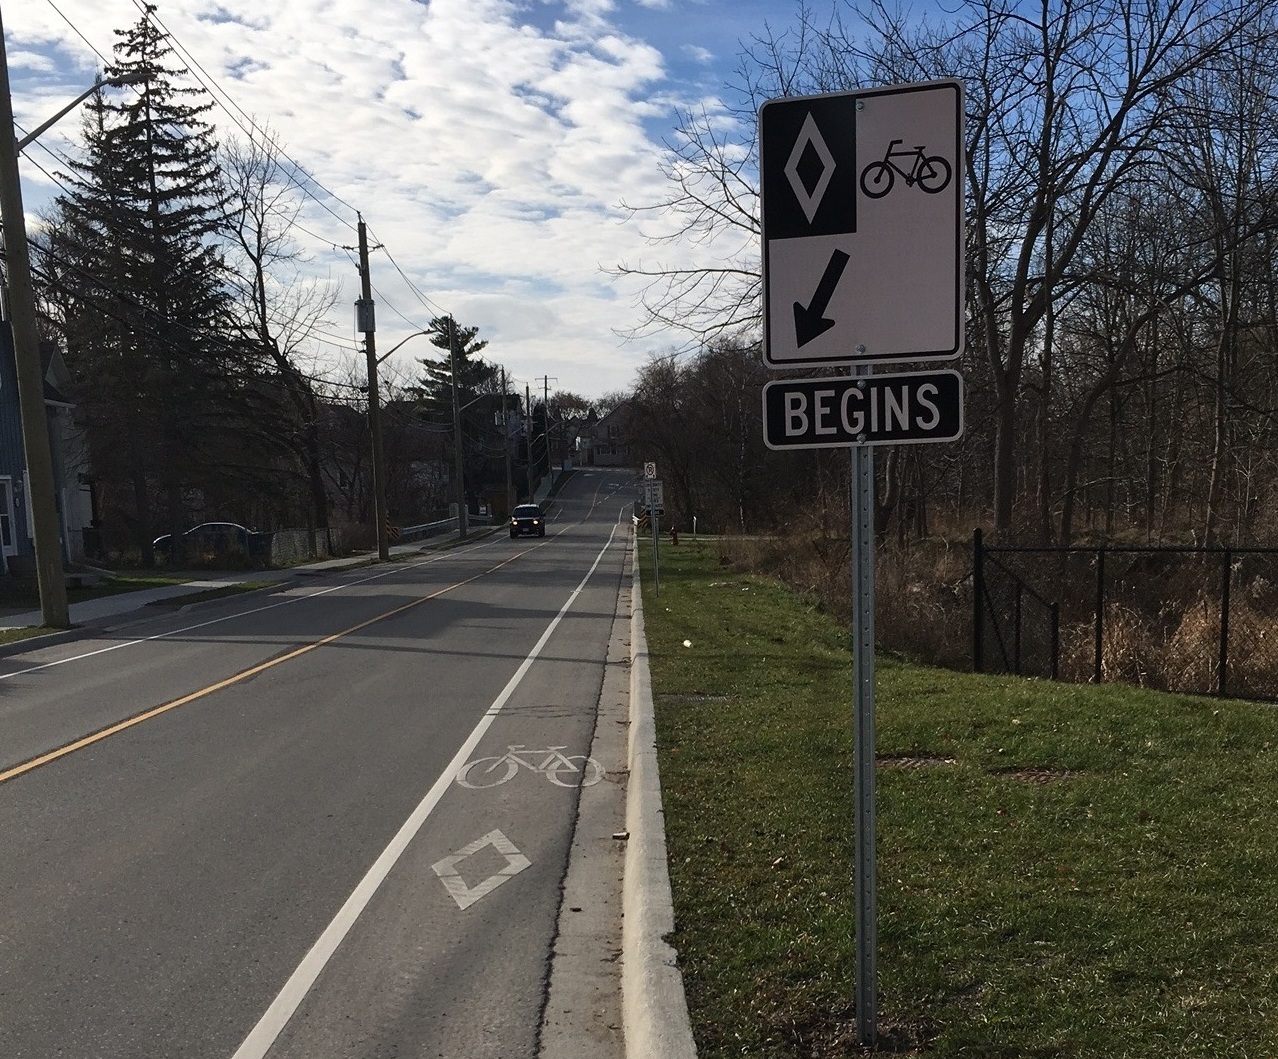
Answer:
(972, 529, 1278, 701)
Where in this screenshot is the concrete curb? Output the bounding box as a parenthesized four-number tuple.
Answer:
(623, 559, 698, 1058)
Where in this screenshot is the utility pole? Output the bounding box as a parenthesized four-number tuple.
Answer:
(502, 366, 513, 514)
(525, 383, 534, 501)
(449, 316, 468, 540)
(541, 375, 557, 487)
(357, 215, 389, 561)
(0, 13, 68, 627)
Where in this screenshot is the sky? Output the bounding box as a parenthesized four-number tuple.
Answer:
(3, 0, 808, 401)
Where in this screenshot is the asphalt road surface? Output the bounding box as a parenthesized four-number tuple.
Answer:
(0, 470, 636, 1058)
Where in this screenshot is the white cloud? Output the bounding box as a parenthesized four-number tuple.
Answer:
(6, 0, 761, 397)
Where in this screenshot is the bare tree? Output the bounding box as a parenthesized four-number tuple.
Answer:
(618, 0, 1269, 540)
(222, 131, 341, 550)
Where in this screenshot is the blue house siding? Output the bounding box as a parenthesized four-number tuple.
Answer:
(1, 326, 37, 561)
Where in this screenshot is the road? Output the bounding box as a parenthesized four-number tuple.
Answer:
(0, 471, 635, 1058)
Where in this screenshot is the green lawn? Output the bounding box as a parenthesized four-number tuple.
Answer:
(641, 537, 1278, 1058)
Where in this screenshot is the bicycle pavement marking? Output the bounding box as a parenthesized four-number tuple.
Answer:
(228, 520, 622, 1059)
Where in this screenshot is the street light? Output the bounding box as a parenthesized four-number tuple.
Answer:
(0, 24, 144, 627)
(16, 71, 149, 153)
(366, 327, 433, 556)
(376, 325, 488, 545)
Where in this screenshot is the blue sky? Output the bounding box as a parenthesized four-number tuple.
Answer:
(3, 0, 842, 398)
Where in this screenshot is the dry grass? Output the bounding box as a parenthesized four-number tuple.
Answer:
(718, 505, 1278, 700)
(715, 527, 971, 669)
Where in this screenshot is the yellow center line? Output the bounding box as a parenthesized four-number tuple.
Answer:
(0, 548, 534, 787)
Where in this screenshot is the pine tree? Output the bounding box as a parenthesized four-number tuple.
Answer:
(44, 10, 253, 561)
(414, 315, 493, 419)
(413, 315, 503, 511)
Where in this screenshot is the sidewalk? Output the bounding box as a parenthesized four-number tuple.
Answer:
(0, 545, 417, 632)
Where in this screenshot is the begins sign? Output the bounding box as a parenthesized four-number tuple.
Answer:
(762, 370, 963, 450)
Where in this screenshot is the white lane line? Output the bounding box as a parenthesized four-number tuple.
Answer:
(228, 522, 621, 1059)
(0, 541, 497, 683)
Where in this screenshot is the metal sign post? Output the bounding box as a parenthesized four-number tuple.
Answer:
(851, 388, 877, 1044)
(756, 77, 966, 1048)
(642, 468, 662, 595)
(653, 506, 660, 596)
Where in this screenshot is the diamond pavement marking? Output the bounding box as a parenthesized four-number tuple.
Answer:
(431, 829, 532, 910)
(784, 111, 835, 224)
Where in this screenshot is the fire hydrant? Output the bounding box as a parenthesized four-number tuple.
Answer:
(670, 527, 679, 546)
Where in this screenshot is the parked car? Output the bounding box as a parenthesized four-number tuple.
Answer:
(153, 522, 268, 563)
(509, 504, 546, 538)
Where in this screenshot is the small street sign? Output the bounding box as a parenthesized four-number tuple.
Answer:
(642, 480, 665, 511)
(763, 371, 962, 450)
(643, 462, 657, 479)
(759, 79, 964, 367)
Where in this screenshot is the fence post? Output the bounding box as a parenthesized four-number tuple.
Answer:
(973, 528, 984, 673)
(1094, 548, 1105, 684)
(1013, 581, 1023, 674)
(1050, 601, 1060, 681)
(1219, 548, 1232, 698)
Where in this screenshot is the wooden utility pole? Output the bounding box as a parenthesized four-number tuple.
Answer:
(541, 375, 557, 486)
(449, 316, 468, 540)
(357, 216, 389, 561)
(0, 14, 68, 627)
(502, 366, 513, 514)
(525, 383, 534, 500)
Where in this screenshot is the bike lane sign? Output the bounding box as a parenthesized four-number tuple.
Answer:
(759, 79, 964, 367)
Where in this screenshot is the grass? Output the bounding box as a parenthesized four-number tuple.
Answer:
(640, 537, 1278, 1058)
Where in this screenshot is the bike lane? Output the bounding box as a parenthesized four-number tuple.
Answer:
(235, 518, 630, 1059)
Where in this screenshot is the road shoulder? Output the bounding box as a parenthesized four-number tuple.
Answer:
(537, 538, 631, 1059)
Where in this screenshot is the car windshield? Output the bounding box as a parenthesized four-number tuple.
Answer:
(513, 506, 540, 517)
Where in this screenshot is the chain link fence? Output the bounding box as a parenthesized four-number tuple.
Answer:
(973, 530, 1278, 701)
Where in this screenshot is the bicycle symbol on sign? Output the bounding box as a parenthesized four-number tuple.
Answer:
(859, 139, 952, 199)
(456, 745, 604, 789)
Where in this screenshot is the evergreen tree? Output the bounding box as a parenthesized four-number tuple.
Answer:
(413, 316, 503, 510)
(414, 315, 493, 419)
(44, 11, 253, 561)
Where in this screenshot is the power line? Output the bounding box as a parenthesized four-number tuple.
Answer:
(126, 0, 360, 233)
(33, 0, 463, 390)
(35, 0, 357, 247)
(27, 238, 361, 388)
(367, 228, 449, 318)
(42, 0, 114, 67)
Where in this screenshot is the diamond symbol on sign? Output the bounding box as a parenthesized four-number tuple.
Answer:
(432, 829, 531, 910)
(784, 112, 835, 225)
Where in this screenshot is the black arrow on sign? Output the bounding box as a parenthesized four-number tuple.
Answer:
(793, 249, 851, 347)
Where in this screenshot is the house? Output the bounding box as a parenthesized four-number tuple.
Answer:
(0, 327, 92, 575)
(580, 401, 636, 467)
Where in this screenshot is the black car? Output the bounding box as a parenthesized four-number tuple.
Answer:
(153, 522, 267, 562)
(509, 504, 546, 538)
